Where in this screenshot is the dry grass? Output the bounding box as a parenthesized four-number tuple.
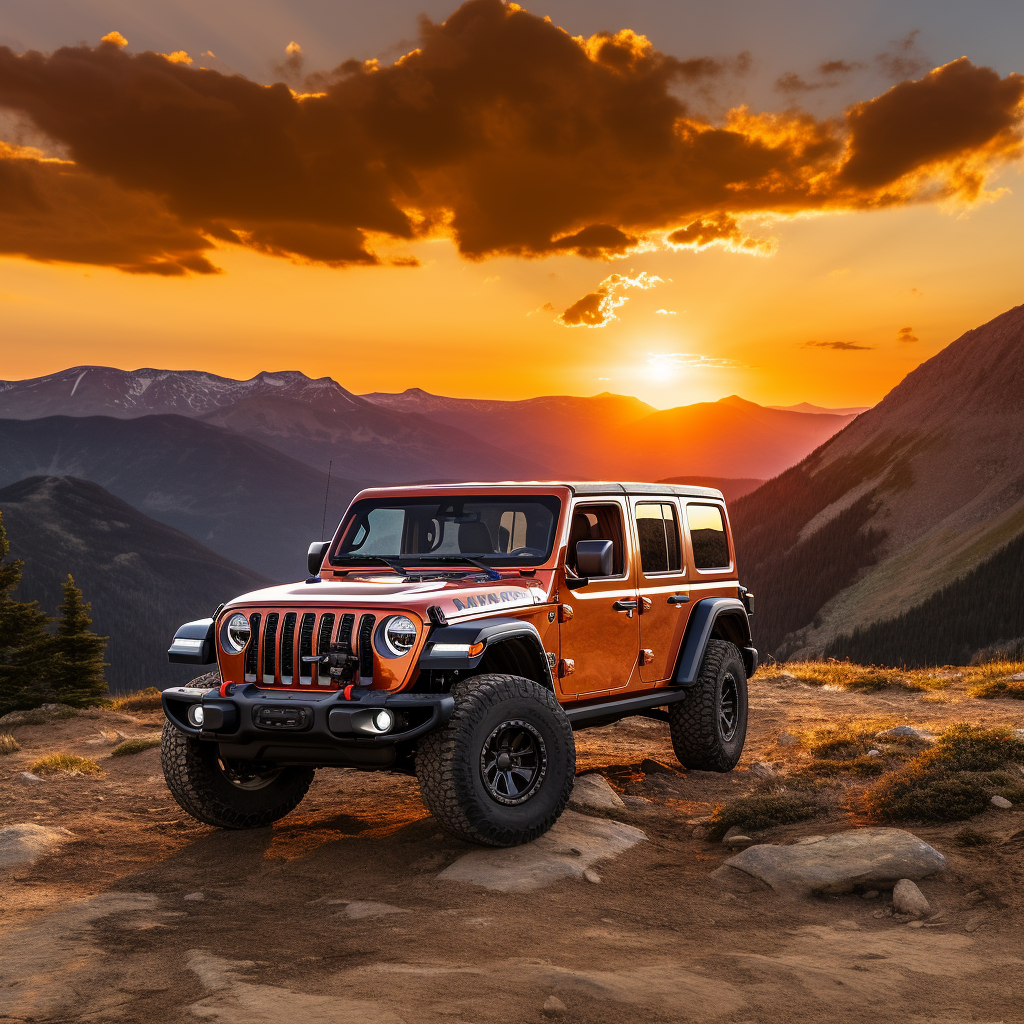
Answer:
(761, 659, 1024, 696)
(110, 737, 161, 757)
(0, 733, 20, 754)
(106, 687, 163, 712)
(30, 752, 105, 777)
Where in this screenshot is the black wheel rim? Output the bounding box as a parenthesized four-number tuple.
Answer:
(480, 719, 547, 806)
(719, 673, 739, 742)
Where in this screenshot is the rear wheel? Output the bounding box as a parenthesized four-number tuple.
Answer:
(161, 721, 314, 829)
(668, 640, 748, 772)
(416, 674, 575, 847)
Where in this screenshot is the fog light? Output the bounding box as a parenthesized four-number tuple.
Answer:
(372, 709, 394, 733)
(188, 705, 205, 727)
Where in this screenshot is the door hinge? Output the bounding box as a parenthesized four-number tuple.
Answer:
(558, 603, 574, 622)
(558, 658, 575, 677)
(640, 649, 655, 665)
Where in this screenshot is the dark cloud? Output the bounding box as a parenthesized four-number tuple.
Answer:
(0, 0, 1020, 275)
(819, 60, 863, 76)
(876, 30, 930, 83)
(0, 142, 218, 274)
(775, 72, 833, 94)
(667, 213, 772, 254)
(557, 271, 661, 327)
(897, 326, 919, 342)
(803, 340, 873, 351)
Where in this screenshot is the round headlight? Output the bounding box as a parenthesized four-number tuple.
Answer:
(222, 613, 251, 654)
(381, 615, 417, 657)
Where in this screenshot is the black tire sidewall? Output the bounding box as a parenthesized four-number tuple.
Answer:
(715, 651, 748, 764)
(458, 689, 572, 833)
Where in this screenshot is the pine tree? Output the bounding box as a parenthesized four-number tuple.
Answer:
(0, 509, 54, 715)
(51, 574, 108, 707)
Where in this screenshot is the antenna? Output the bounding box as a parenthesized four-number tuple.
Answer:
(321, 459, 333, 541)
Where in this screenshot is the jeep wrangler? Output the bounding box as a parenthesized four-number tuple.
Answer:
(162, 482, 756, 847)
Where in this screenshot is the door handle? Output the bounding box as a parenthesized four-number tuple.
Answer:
(612, 599, 638, 612)
(668, 593, 690, 605)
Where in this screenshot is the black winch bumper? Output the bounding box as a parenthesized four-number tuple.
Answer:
(161, 684, 454, 767)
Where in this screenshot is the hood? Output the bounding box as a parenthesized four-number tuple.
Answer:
(224, 572, 550, 620)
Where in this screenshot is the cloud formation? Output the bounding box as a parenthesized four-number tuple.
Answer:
(0, 0, 1021, 274)
(803, 340, 873, 351)
(666, 213, 774, 255)
(897, 326, 919, 342)
(557, 271, 662, 327)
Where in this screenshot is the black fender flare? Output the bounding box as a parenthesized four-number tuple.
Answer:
(673, 598, 758, 685)
(417, 616, 555, 688)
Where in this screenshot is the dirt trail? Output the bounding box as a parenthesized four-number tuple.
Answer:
(1, 675, 1023, 1023)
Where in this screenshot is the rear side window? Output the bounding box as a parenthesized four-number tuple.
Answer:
(635, 503, 682, 574)
(686, 504, 730, 570)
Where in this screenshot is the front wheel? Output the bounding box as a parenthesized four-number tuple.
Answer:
(416, 674, 575, 847)
(668, 640, 748, 772)
(161, 721, 314, 828)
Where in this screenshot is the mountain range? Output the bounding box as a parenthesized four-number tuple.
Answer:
(733, 303, 1024, 665)
(0, 476, 272, 691)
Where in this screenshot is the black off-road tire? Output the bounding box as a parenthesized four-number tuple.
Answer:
(668, 640, 748, 772)
(161, 721, 314, 829)
(416, 674, 575, 847)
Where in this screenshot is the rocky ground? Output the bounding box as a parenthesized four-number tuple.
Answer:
(1, 672, 1023, 1024)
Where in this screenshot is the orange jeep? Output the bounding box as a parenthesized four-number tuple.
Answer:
(162, 482, 756, 846)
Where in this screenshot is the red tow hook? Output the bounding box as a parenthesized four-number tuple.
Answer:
(219, 681, 235, 697)
(343, 683, 355, 700)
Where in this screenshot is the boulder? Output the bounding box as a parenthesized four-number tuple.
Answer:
(876, 726, 935, 743)
(892, 878, 931, 918)
(568, 774, 626, 814)
(0, 823, 72, 874)
(721, 828, 946, 894)
(438, 811, 646, 893)
(749, 762, 778, 780)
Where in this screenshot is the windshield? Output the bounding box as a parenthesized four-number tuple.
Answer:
(330, 495, 562, 568)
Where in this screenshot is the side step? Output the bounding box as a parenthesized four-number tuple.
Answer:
(563, 687, 688, 729)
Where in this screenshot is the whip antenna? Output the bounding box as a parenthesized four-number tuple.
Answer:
(321, 459, 333, 541)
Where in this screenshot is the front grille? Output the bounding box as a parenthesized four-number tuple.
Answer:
(241, 608, 380, 690)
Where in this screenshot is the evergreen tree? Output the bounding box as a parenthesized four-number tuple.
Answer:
(51, 574, 108, 707)
(0, 509, 54, 715)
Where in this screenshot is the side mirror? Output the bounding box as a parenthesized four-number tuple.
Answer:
(307, 540, 330, 577)
(576, 539, 614, 578)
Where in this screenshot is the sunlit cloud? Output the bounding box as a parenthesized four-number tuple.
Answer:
(896, 326, 919, 342)
(656, 309, 677, 315)
(557, 272, 663, 328)
(0, 1, 1021, 275)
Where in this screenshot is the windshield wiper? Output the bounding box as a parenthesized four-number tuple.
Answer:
(411, 555, 501, 580)
(331, 555, 409, 576)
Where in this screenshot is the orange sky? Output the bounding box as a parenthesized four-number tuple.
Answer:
(1, 2, 1022, 410)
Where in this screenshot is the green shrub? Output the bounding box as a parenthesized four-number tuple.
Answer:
(30, 752, 104, 776)
(919, 724, 1024, 772)
(953, 826, 993, 847)
(708, 791, 823, 840)
(0, 732, 20, 754)
(863, 767, 989, 822)
(110, 736, 161, 757)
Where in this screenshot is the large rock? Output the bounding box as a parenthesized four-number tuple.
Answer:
(438, 811, 646, 893)
(892, 878, 931, 918)
(568, 774, 626, 814)
(720, 828, 946, 894)
(0, 823, 72, 874)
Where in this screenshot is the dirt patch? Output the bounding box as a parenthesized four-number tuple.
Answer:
(0, 674, 1022, 1022)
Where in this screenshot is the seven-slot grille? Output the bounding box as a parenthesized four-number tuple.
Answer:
(242, 609, 360, 688)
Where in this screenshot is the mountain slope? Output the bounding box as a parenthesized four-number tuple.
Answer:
(0, 476, 272, 691)
(732, 304, 1024, 662)
(364, 389, 858, 480)
(0, 367, 553, 482)
(0, 415, 359, 581)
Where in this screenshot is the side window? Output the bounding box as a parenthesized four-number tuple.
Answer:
(568, 503, 626, 576)
(635, 503, 682, 575)
(686, 504, 730, 570)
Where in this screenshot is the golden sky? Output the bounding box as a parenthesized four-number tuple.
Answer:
(1, 0, 1022, 409)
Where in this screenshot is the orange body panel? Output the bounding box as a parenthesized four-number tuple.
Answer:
(212, 482, 742, 701)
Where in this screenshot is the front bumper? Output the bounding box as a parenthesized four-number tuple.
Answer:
(161, 684, 454, 767)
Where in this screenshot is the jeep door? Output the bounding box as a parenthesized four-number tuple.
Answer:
(557, 499, 640, 696)
(631, 499, 691, 684)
